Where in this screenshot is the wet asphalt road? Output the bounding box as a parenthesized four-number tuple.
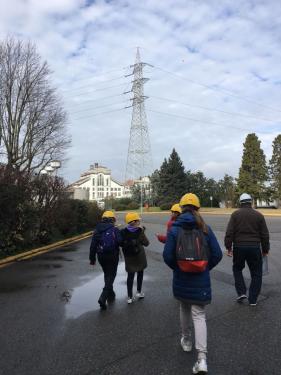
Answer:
(1, 213, 281, 375)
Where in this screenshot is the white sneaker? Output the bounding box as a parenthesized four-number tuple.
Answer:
(135, 291, 145, 299)
(192, 358, 208, 374)
(237, 294, 247, 303)
(127, 298, 133, 304)
(180, 337, 192, 352)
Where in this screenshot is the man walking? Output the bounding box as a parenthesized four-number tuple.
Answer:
(225, 193, 270, 306)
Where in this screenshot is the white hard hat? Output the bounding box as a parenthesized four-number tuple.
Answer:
(239, 193, 252, 203)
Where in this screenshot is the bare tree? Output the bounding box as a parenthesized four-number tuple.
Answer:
(0, 37, 70, 173)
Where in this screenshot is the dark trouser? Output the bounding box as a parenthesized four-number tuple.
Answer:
(233, 246, 262, 304)
(127, 271, 144, 298)
(98, 253, 119, 303)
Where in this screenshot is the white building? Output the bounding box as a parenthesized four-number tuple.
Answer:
(69, 163, 131, 206)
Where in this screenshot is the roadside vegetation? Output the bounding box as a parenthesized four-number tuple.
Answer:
(0, 38, 101, 258)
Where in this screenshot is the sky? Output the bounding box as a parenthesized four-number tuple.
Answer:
(1, 0, 281, 184)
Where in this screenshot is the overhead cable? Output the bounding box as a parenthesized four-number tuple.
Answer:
(69, 100, 131, 115)
(152, 65, 281, 115)
(146, 108, 277, 134)
(150, 96, 280, 124)
(60, 75, 127, 93)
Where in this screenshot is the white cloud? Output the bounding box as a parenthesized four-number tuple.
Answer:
(0, 0, 281, 182)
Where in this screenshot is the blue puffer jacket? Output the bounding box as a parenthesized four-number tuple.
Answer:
(163, 212, 222, 305)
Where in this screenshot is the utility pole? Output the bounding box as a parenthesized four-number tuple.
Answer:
(125, 48, 153, 214)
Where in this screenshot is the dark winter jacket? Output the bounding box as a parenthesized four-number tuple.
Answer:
(163, 212, 222, 305)
(120, 227, 149, 273)
(224, 207, 270, 253)
(89, 222, 122, 264)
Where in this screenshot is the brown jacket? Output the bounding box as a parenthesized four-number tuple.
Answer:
(224, 207, 270, 253)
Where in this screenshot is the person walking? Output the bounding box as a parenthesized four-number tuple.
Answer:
(224, 193, 270, 306)
(163, 193, 222, 374)
(120, 212, 149, 304)
(89, 210, 122, 310)
(156, 203, 181, 243)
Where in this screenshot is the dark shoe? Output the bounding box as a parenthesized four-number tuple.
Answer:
(98, 292, 107, 310)
(236, 294, 247, 303)
(98, 298, 107, 310)
(107, 290, 116, 302)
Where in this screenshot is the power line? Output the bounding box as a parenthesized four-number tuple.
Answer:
(152, 65, 281, 115)
(66, 93, 124, 106)
(56, 66, 130, 86)
(71, 107, 130, 121)
(69, 100, 131, 115)
(147, 108, 276, 134)
(60, 75, 127, 93)
(62, 81, 131, 99)
(150, 95, 280, 124)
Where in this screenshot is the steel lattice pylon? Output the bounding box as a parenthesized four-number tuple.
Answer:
(125, 48, 153, 183)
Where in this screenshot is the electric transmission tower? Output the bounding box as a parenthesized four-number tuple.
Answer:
(125, 48, 153, 185)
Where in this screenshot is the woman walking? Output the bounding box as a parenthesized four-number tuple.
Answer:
(163, 193, 222, 374)
(120, 212, 149, 304)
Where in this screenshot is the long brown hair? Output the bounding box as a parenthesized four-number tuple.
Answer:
(181, 205, 208, 234)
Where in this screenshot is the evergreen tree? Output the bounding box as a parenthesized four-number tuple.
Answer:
(157, 149, 186, 208)
(186, 171, 220, 207)
(150, 169, 160, 206)
(218, 174, 237, 207)
(237, 133, 268, 204)
(269, 134, 281, 204)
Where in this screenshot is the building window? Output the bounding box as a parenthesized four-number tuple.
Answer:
(92, 178, 95, 186)
(106, 178, 109, 186)
(97, 174, 104, 186)
(92, 192, 95, 199)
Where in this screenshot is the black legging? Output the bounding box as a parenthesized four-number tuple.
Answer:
(127, 271, 143, 298)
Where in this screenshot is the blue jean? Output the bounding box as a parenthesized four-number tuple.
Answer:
(233, 245, 262, 304)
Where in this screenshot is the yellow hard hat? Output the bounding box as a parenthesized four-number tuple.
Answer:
(102, 210, 115, 219)
(170, 203, 181, 213)
(180, 193, 200, 208)
(125, 212, 140, 224)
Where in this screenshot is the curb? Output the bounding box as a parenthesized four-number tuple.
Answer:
(117, 210, 281, 217)
(0, 231, 93, 268)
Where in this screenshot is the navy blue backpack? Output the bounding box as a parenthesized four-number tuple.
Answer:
(97, 227, 117, 254)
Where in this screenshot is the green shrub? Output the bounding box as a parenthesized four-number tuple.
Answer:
(114, 204, 128, 211)
(127, 201, 139, 210)
(0, 167, 102, 258)
(159, 202, 172, 210)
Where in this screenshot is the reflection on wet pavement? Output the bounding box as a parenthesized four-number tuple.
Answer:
(64, 262, 154, 319)
(64, 262, 128, 319)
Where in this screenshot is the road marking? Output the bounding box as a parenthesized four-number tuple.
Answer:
(0, 232, 93, 269)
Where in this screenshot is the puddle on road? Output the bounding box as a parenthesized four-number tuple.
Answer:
(64, 262, 127, 319)
(64, 262, 153, 319)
